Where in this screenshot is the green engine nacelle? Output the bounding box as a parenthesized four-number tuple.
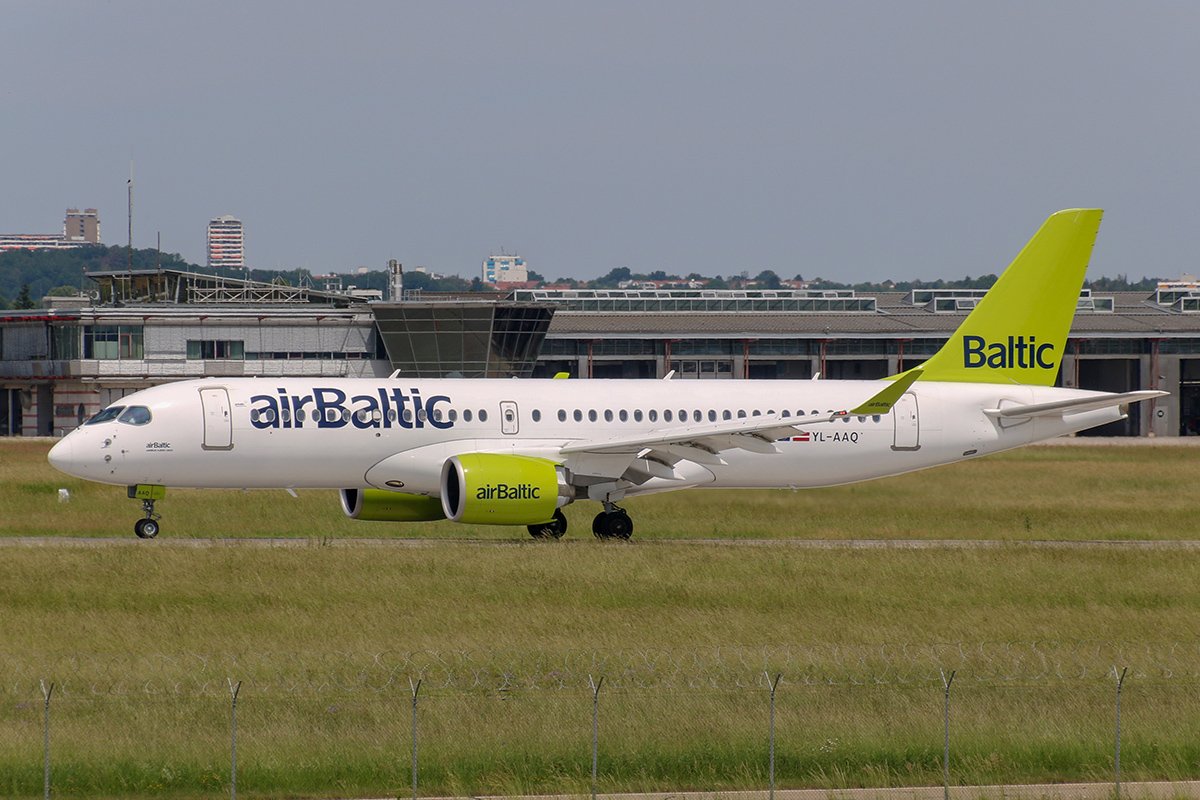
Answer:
(440, 453, 570, 525)
(340, 488, 446, 522)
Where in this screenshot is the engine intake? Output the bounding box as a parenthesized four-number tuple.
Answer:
(441, 453, 570, 525)
(340, 488, 446, 521)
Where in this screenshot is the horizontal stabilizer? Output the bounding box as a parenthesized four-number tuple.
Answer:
(852, 370, 922, 415)
(983, 390, 1166, 420)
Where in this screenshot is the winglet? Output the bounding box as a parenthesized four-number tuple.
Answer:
(553, 372, 570, 379)
(850, 370, 923, 415)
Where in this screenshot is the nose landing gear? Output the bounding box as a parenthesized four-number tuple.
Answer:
(127, 485, 165, 539)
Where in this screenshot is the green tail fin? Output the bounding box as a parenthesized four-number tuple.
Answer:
(903, 208, 1102, 386)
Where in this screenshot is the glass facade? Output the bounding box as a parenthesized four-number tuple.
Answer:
(372, 302, 553, 378)
(83, 325, 144, 359)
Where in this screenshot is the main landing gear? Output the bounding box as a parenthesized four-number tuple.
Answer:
(527, 509, 569, 540)
(592, 503, 634, 541)
(127, 485, 165, 539)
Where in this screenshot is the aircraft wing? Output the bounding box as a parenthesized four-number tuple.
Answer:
(983, 390, 1166, 420)
(558, 372, 922, 478)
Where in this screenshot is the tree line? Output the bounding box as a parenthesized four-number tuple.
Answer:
(0, 247, 1169, 309)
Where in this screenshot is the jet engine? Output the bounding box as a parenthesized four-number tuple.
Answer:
(440, 453, 571, 525)
(340, 488, 446, 521)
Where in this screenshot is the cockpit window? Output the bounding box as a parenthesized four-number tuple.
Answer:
(118, 406, 152, 426)
(85, 406, 125, 425)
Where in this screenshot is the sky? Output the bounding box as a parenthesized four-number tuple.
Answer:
(3, 1, 1198, 283)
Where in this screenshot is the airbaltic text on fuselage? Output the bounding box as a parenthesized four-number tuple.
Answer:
(249, 387, 453, 430)
(963, 335, 1055, 370)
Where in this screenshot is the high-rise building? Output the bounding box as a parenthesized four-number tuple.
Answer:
(482, 254, 528, 284)
(207, 215, 244, 269)
(63, 208, 100, 243)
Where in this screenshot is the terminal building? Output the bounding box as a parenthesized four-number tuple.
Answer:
(3, 271, 1200, 438)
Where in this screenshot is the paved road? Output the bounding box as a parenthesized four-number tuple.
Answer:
(355, 781, 1200, 800)
(2, 536, 1200, 549)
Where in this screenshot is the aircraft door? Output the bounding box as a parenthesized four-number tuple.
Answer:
(891, 392, 920, 451)
(500, 401, 519, 435)
(200, 388, 234, 450)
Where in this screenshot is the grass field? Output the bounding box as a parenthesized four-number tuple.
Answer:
(2, 439, 1200, 797)
(4, 438, 1200, 540)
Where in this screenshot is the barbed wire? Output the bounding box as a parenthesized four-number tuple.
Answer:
(4, 641, 1200, 697)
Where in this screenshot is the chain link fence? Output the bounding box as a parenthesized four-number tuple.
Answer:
(3, 643, 1200, 798)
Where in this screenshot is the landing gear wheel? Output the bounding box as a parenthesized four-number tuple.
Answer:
(134, 518, 160, 539)
(527, 509, 568, 540)
(592, 510, 634, 541)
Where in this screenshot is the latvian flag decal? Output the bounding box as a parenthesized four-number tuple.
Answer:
(790, 432, 811, 442)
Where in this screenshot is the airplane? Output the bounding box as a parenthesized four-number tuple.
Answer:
(48, 209, 1165, 540)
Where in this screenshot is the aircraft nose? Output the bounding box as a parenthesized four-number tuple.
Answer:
(47, 436, 78, 476)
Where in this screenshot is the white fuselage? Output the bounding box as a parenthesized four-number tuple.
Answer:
(47, 377, 1123, 496)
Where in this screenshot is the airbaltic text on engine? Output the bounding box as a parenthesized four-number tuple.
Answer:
(962, 335, 1054, 370)
(249, 387, 452, 430)
(476, 483, 542, 500)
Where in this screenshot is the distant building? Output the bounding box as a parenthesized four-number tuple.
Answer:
(483, 254, 528, 284)
(207, 215, 244, 269)
(63, 208, 100, 243)
(0, 208, 101, 252)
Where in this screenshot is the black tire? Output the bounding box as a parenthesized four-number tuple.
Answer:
(593, 511, 633, 541)
(134, 518, 160, 539)
(606, 511, 634, 540)
(528, 509, 568, 540)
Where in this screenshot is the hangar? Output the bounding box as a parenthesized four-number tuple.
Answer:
(2, 269, 1198, 437)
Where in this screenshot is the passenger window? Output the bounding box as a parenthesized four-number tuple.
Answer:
(588, 410, 598, 422)
(262, 408, 276, 423)
(250, 409, 260, 423)
(633, 410, 643, 422)
(448, 409, 458, 422)
(604, 410, 613, 422)
(573, 409, 583, 422)
(558, 409, 567, 422)
(679, 409, 686, 421)
(693, 410, 702, 422)
(403, 409, 413, 423)
(433, 408, 444, 422)
(119, 406, 152, 426)
(532, 409, 542, 422)
(619, 410, 628, 422)
(387, 409, 397, 422)
(781, 410, 791, 418)
(479, 409, 488, 422)
(373, 410, 383, 421)
(464, 409, 473, 422)
(664, 410, 673, 422)
(707, 410, 716, 422)
(872, 415, 881, 423)
(737, 410, 747, 419)
(648, 409, 658, 422)
(86, 406, 125, 425)
(722, 410, 731, 420)
(752, 410, 761, 417)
